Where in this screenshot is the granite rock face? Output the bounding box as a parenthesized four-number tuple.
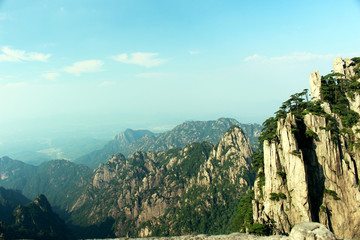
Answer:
(71, 126, 254, 238)
(289, 222, 336, 240)
(309, 70, 321, 101)
(253, 57, 360, 239)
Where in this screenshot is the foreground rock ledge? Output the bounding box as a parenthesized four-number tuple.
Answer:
(88, 222, 349, 240)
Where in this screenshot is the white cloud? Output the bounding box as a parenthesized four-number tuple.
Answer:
(244, 52, 336, 62)
(135, 72, 171, 78)
(0, 46, 51, 62)
(189, 50, 200, 55)
(244, 54, 267, 62)
(43, 73, 60, 80)
(112, 52, 168, 67)
(99, 81, 115, 87)
(5, 82, 27, 88)
(64, 60, 104, 75)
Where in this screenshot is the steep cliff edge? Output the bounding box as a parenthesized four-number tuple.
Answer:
(69, 126, 254, 238)
(253, 57, 360, 239)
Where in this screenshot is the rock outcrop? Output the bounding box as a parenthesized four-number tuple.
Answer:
(253, 57, 360, 239)
(289, 222, 336, 240)
(70, 126, 254, 238)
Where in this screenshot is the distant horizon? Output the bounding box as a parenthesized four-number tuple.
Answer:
(0, 116, 260, 165)
(0, 115, 259, 143)
(1, 0, 360, 145)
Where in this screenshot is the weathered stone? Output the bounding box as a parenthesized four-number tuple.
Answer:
(253, 57, 360, 239)
(289, 222, 336, 240)
(333, 57, 345, 75)
(309, 70, 321, 101)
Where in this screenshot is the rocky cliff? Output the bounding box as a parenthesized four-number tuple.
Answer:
(252, 57, 360, 239)
(69, 126, 254, 238)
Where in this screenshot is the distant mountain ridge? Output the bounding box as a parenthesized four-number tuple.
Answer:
(74, 128, 155, 168)
(1, 136, 110, 165)
(0, 157, 92, 215)
(75, 118, 261, 168)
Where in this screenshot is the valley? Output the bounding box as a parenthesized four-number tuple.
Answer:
(1, 57, 360, 239)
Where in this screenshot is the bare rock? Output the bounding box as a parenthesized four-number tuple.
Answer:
(253, 57, 360, 239)
(289, 222, 336, 240)
(309, 70, 321, 101)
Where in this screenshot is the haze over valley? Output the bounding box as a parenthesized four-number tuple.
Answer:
(1, 1, 360, 239)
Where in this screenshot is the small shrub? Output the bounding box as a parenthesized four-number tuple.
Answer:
(269, 193, 279, 201)
(248, 223, 271, 235)
(351, 57, 360, 63)
(276, 171, 286, 181)
(305, 129, 317, 139)
(278, 192, 286, 200)
(320, 205, 326, 212)
(324, 188, 340, 200)
(291, 150, 301, 157)
(291, 126, 298, 134)
(269, 192, 286, 201)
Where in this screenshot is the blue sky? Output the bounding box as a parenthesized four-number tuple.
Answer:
(0, 0, 360, 141)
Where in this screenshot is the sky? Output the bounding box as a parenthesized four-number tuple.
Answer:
(0, 0, 360, 142)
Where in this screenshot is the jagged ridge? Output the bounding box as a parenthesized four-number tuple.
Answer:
(69, 126, 254, 238)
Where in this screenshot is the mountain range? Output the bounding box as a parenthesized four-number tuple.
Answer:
(75, 118, 261, 168)
(69, 126, 254, 238)
(0, 57, 359, 239)
(0, 157, 92, 216)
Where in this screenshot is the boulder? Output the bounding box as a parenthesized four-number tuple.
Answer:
(289, 222, 336, 240)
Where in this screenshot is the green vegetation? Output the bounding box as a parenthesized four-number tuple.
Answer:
(251, 150, 265, 198)
(0, 187, 30, 222)
(320, 73, 360, 128)
(0, 158, 93, 217)
(324, 188, 340, 200)
(231, 190, 254, 232)
(170, 142, 213, 179)
(248, 223, 271, 235)
(245, 59, 360, 236)
(305, 129, 318, 139)
(231, 190, 272, 236)
(269, 192, 286, 201)
(278, 192, 286, 199)
(1, 195, 75, 240)
(291, 150, 301, 157)
(269, 193, 278, 201)
(276, 171, 286, 181)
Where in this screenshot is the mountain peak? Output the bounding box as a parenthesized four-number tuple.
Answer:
(215, 125, 253, 162)
(33, 194, 52, 213)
